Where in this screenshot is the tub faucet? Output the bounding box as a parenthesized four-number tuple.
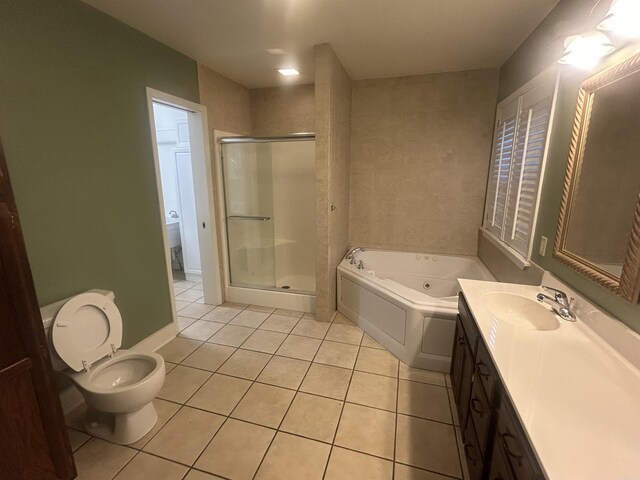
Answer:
(536, 286, 576, 322)
(347, 247, 365, 265)
(357, 260, 365, 270)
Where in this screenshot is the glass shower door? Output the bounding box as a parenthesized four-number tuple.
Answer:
(221, 139, 316, 294)
(222, 142, 276, 289)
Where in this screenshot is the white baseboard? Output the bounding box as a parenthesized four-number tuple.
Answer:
(60, 384, 85, 416)
(59, 322, 177, 415)
(185, 272, 202, 283)
(131, 322, 178, 353)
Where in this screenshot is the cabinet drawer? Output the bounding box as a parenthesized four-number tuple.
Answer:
(476, 340, 498, 401)
(462, 416, 484, 480)
(458, 294, 479, 355)
(496, 396, 542, 480)
(468, 376, 492, 455)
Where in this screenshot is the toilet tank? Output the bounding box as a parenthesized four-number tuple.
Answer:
(40, 289, 116, 372)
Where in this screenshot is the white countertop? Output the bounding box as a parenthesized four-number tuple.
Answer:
(459, 277, 640, 480)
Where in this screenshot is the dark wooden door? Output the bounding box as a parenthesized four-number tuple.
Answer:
(0, 139, 76, 479)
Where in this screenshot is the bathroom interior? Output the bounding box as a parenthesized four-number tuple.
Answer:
(1, 0, 639, 479)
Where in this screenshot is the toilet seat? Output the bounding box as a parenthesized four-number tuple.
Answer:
(52, 292, 123, 372)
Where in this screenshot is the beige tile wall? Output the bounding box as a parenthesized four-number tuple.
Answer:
(198, 65, 253, 299)
(349, 69, 499, 256)
(197, 64, 252, 135)
(251, 85, 315, 136)
(315, 44, 352, 322)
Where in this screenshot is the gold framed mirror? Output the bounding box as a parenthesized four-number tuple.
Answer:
(554, 52, 640, 303)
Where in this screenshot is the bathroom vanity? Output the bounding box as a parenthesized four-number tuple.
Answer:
(453, 292, 543, 480)
(453, 278, 640, 480)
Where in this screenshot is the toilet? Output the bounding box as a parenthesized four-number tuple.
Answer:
(41, 289, 165, 445)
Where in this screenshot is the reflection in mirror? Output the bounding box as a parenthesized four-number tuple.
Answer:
(554, 51, 640, 302)
(564, 71, 640, 277)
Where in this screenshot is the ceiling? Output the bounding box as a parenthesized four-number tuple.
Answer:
(81, 0, 560, 89)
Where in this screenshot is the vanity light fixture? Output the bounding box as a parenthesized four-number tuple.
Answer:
(598, 0, 640, 38)
(278, 68, 300, 76)
(558, 31, 615, 69)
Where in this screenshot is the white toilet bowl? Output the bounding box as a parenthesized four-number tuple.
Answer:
(41, 290, 166, 445)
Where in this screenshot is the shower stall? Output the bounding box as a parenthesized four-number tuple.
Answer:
(218, 134, 316, 311)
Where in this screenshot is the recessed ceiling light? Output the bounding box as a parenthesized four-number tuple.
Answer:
(266, 48, 286, 55)
(278, 68, 300, 76)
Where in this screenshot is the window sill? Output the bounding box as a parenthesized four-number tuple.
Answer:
(481, 228, 531, 270)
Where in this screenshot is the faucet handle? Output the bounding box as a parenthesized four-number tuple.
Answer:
(542, 285, 568, 304)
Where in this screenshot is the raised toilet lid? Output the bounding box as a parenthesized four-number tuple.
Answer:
(52, 292, 123, 372)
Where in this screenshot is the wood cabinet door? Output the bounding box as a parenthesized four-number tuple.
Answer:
(0, 140, 76, 479)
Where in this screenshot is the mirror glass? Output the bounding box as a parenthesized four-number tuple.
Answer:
(563, 71, 640, 277)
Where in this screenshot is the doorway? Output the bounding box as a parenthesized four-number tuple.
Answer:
(146, 88, 222, 312)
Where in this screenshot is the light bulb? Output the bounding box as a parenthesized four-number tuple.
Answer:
(599, 0, 640, 38)
(278, 68, 300, 76)
(558, 32, 615, 69)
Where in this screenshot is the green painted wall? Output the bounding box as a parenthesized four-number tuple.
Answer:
(0, 0, 200, 347)
(499, 0, 640, 332)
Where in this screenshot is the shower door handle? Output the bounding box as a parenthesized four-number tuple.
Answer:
(227, 215, 271, 221)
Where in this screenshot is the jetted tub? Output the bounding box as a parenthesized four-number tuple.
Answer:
(337, 249, 495, 372)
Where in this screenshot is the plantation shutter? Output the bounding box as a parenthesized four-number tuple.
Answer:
(503, 83, 554, 257)
(485, 98, 518, 239)
(483, 71, 556, 262)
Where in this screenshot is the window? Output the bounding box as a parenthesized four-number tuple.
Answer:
(483, 70, 558, 267)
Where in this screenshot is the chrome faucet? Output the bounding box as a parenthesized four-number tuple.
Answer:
(536, 286, 576, 322)
(346, 247, 365, 265)
(357, 260, 365, 270)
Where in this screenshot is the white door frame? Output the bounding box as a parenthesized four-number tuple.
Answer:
(146, 88, 223, 327)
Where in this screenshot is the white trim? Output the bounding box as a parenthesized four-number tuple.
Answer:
(481, 228, 530, 270)
(131, 322, 177, 353)
(482, 66, 559, 264)
(145, 88, 223, 333)
(212, 129, 237, 302)
(59, 385, 84, 416)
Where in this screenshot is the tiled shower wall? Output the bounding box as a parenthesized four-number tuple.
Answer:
(349, 69, 499, 255)
(197, 64, 253, 136)
(251, 85, 315, 136)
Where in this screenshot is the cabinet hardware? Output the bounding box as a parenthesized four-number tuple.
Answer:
(502, 432, 524, 464)
(470, 397, 484, 414)
(464, 443, 480, 462)
(476, 362, 490, 378)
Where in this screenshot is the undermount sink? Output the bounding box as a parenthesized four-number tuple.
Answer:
(483, 292, 560, 331)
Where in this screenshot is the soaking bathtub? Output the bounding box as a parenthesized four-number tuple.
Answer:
(337, 249, 494, 372)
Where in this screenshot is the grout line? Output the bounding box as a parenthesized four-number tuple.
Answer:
(392, 349, 400, 480)
(107, 449, 141, 480)
(75, 301, 460, 480)
(246, 310, 319, 479)
(189, 331, 279, 478)
(321, 322, 361, 480)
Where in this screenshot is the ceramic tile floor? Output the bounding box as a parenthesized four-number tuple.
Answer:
(67, 279, 469, 480)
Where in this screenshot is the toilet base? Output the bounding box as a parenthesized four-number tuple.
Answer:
(83, 402, 158, 445)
